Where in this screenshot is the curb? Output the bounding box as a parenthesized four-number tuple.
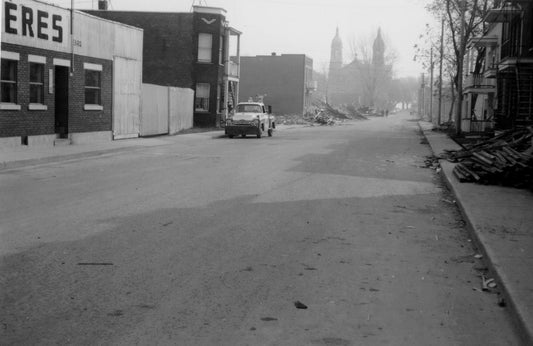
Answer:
(438, 161, 531, 346)
(0, 145, 144, 171)
(418, 122, 532, 345)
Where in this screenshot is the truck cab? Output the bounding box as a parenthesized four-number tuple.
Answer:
(225, 102, 275, 138)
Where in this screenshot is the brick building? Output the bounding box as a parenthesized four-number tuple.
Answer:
(239, 54, 314, 115)
(86, 6, 241, 127)
(1, 0, 143, 147)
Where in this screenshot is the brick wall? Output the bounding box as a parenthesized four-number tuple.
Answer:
(0, 42, 112, 138)
(193, 11, 225, 127)
(69, 57, 113, 134)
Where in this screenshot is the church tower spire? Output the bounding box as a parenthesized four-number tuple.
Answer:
(329, 27, 343, 73)
(372, 27, 385, 66)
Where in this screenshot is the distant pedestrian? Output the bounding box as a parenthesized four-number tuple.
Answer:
(385, 109, 389, 117)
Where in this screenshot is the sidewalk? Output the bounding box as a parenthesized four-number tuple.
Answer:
(420, 121, 533, 345)
(0, 136, 172, 171)
(0, 130, 227, 171)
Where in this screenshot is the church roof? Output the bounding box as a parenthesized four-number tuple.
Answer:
(373, 27, 385, 52)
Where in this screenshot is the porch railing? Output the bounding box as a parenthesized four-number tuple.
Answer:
(464, 74, 496, 89)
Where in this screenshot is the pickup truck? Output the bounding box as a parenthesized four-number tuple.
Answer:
(225, 102, 275, 138)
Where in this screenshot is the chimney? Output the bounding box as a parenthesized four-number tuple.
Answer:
(98, 0, 108, 10)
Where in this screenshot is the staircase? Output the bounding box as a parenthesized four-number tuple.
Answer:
(495, 65, 533, 129)
(516, 65, 533, 127)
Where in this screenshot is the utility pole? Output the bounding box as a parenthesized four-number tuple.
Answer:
(429, 47, 434, 122)
(421, 73, 426, 118)
(438, 17, 444, 125)
(455, 0, 467, 136)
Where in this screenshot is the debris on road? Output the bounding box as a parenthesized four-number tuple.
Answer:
(443, 127, 533, 190)
(474, 254, 483, 259)
(77, 262, 114, 266)
(260, 317, 278, 321)
(422, 156, 441, 171)
(276, 102, 368, 126)
(482, 275, 497, 291)
(294, 301, 308, 309)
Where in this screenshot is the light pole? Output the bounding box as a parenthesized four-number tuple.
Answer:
(438, 17, 444, 126)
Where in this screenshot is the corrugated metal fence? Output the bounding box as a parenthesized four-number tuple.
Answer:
(141, 84, 194, 137)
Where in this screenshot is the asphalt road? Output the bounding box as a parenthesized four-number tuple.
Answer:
(0, 111, 522, 345)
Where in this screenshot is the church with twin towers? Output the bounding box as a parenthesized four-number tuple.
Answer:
(327, 27, 392, 111)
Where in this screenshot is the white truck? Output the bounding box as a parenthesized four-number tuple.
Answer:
(225, 102, 275, 138)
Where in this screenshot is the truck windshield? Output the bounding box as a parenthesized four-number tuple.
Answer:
(237, 104, 262, 113)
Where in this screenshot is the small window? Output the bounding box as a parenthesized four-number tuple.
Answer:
(85, 69, 101, 105)
(30, 63, 45, 104)
(195, 83, 210, 112)
(1, 59, 18, 104)
(198, 33, 213, 63)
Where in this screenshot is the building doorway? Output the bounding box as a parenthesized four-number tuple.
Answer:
(54, 66, 69, 138)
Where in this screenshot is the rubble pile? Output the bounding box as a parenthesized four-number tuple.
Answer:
(322, 103, 349, 119)
(345, 105, 369, 120)
(313, 111, 336, 125)
(276, 114, 313, 125)
(444, 127, 533, 189)
(275, 103, 368, 126)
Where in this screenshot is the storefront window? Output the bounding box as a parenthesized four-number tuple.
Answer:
(30, 63, 45, 104)
(1, 59, 18, 104)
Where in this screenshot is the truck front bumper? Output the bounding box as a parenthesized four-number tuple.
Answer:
(225, 124, 260, 136)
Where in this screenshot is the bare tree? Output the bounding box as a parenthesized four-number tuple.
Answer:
(346, 31, 396, 110)
(417, 0, 494, 133)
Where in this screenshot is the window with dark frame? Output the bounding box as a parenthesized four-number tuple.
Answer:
(30, 63, 45, 104)
(1, 59, 18, 104)
(85, 69, 101, 105)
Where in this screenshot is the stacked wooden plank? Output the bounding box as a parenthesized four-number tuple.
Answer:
(444, 127, 533, 190)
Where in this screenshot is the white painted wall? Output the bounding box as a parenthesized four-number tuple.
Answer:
(142, 84, 194, 137)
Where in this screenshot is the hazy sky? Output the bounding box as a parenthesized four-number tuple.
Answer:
(53, 0, 434, 78)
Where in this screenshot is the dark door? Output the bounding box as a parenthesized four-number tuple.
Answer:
(55, 66, 69, 138)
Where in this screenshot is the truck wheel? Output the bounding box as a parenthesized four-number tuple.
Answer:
(268, 129, 273, 137)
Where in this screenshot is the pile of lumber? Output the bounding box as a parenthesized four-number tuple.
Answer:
(444, 127, 533, 189)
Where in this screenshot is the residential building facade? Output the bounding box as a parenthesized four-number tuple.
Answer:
(239, 53, 314, 115)
(86, 6, 241, 127)
(463, 0, 533, 132)
(0, 0, 143, 147)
